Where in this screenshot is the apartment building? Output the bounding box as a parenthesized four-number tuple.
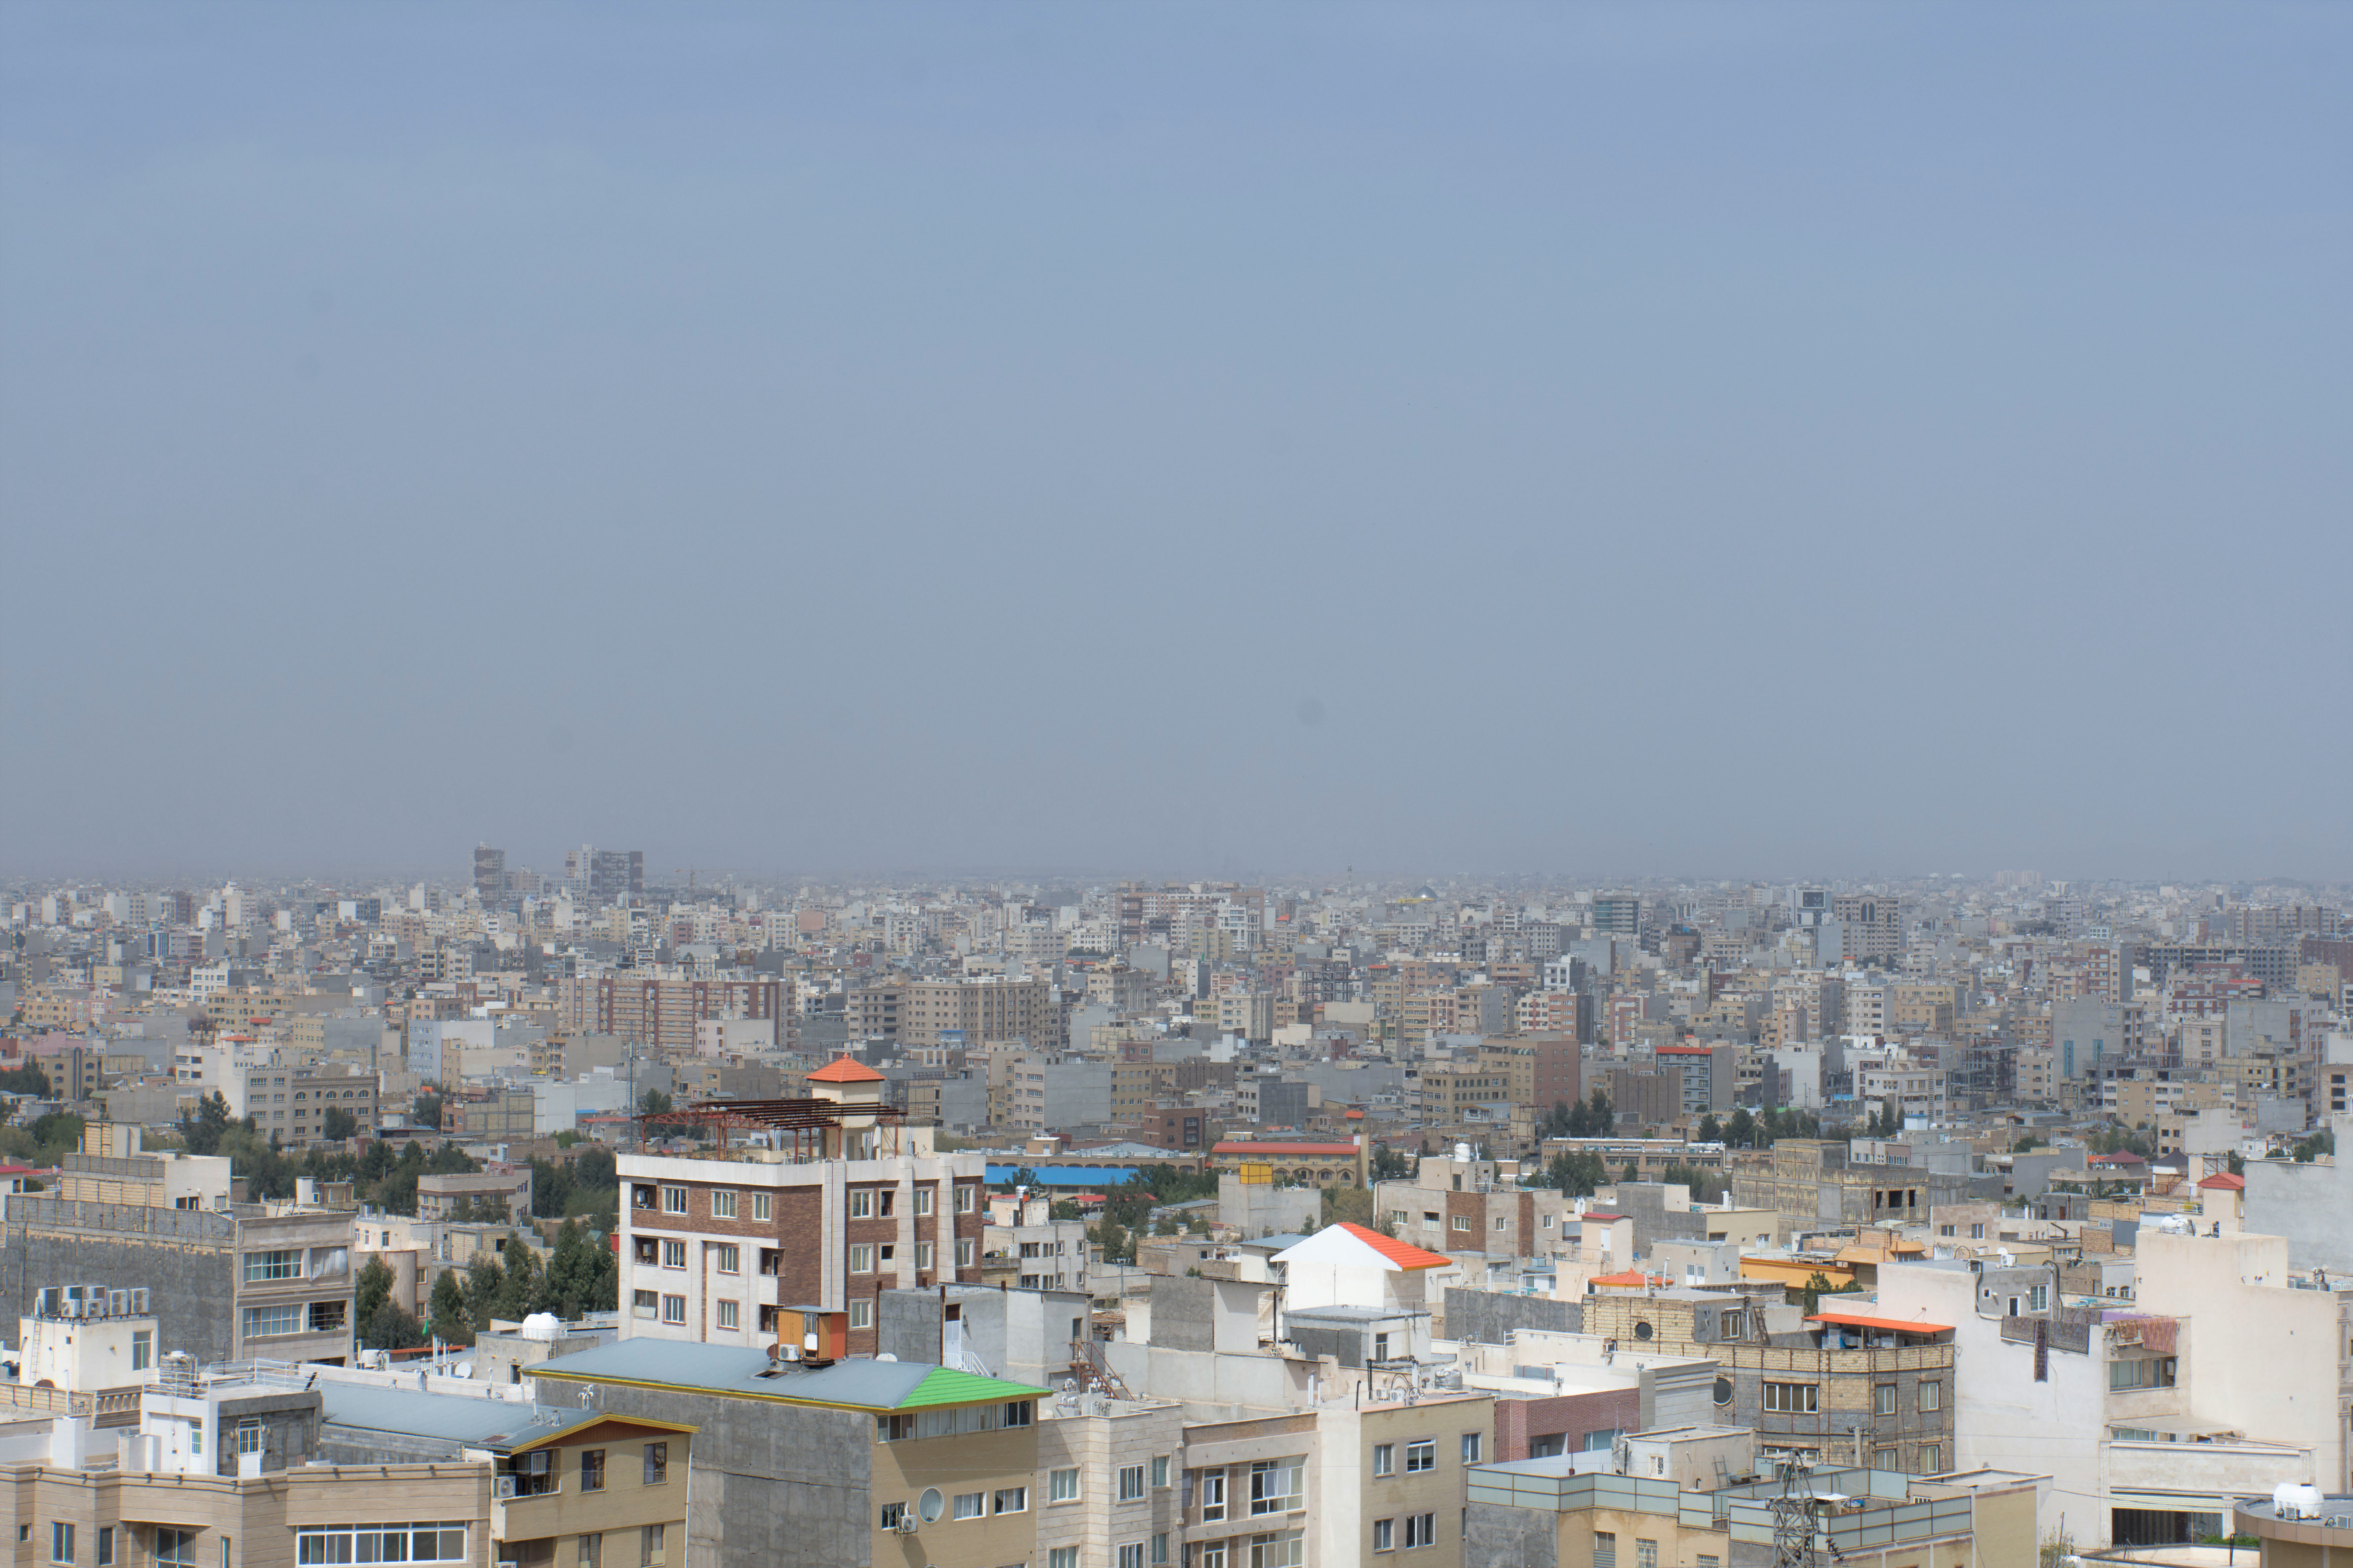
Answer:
(1831, 896, 1903, 962)
(1375, 1156, 1568, 1263)
(905, 976, 1057, 1050)
(1579, 1289, 1956, 1474)
(983, 1192, 1089, 1294)
(618, 1057, 987, 1359)
(528, 1337, 1065, 1568)
(558, 976, 788, 1052)
(1208, 1138, 1368, 1189)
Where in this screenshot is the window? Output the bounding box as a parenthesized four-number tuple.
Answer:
(1919, 1443, 1942, 1473)
(242, 1304, 304, 1339)
(643, 1444, 668, 1485)
(661, 1295, 686, 1324)
(1051, 1553, 1079, 1568)
(1153, 1456, 1170, 1488)
(1405, 1440, 1434, 1473)
(715, 1244, 740, 1274)
(1594, 1533, 1617, 1568)
(1918, 1381, 1942, 1412)
(914, 1188, 934, 1216)
(661, 1239, 686, 1269)
(296, 1527, 466, 1565)
(1374, 1520, 1394, 1552)
(1201, 1469, 1227, 1521)
(1762, 1382, 1819, 1414)
(1121, 1465, 1146, 1501)
(95, 1532, 111, 1568)
(157, 1534, 196, 1568)
(1120, 1546, 1145, 1568)
(955, 1239, 975, 1269)
(954, 1185, 976, 1213)
(953, 1493, 984, 1521)
(1153, 1534, 1168, 1565)
(1402, 1515, 1435, 1549)
(1720, 1311, 1744, 1339)
(53, 1523, 74, 1563)
(580, 1450, 605, 1492)
(1373, 1332, 1391, 1362)
(715, 1300, 739, 1330)
(850, 1244, 876, 1273)
(1390, 1211, 1409, 1226)
(244, 1248, 302, 1283)
(849, 1299, 872, 1330)
(1873, 1447, 1900, 1469)
(2110, 1357, 2177, 1391)
(632, 1290, 658, 1319)
(1461, 1433, 1481, 1464)
(2029, 1284, 2050, 1311)
(237, 1421, 261, 1457)
(637, 1527, 664, 1568)
(1451, 1215, 1471, 1231)
(993, 1487, 1027, 1515)
(1372, 1443, 1394, 1476)
(914, 1242, 934, 1271)
(132, 1330, 153, 1372)
(1875, 1384, 1897, 1416)
(1050, 1467, 1080, 1503)
(712, 1191, 737, 1219)
(850, 1190, 874, 1218)
(1636, 1540, 1656, 1568)
(1698, 1558, 1721, 1568)
(752, 1192, 772, 1221)
(1971, 1222, 1985, 1239)
(578, 1534, 600, 1568)
(1247, 1533, 1302, 1568)
(878, 1503, 904, 1531)
(1249, 1458, 1302, 1514)
(661, 1187, 686, 1214)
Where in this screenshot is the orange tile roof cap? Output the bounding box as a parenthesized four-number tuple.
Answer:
(1336, 1222, 1453, 1270)
(807, 1054, 885, 1083)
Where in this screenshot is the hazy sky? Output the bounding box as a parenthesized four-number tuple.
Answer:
(4, 4, 2347, 886)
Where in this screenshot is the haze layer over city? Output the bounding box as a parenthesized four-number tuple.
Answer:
(4, 7, 2351, 1568)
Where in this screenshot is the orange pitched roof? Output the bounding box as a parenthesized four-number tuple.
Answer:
(1588, 1269, 1667, 1288)
(1336, 1222, 1452, 1270)
(2197, 1172, 2244, 1190)
(806, 1054, 884, 1084)
(1808, 1310, 1952, 1335)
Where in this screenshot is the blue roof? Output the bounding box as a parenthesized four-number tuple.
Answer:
(985, 1164, 1138, 1186)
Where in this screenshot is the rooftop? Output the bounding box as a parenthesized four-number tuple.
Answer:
(526, 1341, 1049, 1412)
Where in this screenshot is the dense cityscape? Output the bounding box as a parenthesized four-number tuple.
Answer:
(1, 858, 2348, 1566)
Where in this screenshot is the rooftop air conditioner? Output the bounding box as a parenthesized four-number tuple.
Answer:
(893, 1516, 920, 1536)
(129, 1290, 150, 1315)
(493, 1476, 518, 1499)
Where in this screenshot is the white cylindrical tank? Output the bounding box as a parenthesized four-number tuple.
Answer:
(521, 1313, 561, 1342)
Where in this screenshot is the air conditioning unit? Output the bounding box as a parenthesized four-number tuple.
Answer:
(129, 1289, 150, 1315)
(893, 1516, 920, 1536)
(521, 1450, 550, 1474)
(34, 1289, 58, 1319)
(494, 1476, 518, 1499)
(59, 1298, 81, 1319)
(109, 1291, 129, 1317)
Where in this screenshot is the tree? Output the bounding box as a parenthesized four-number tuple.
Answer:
(428, 1270, 472, 1345)
(543, 1220, 616, 1320)
(639, 1090, 673, 1118)
(2227, 1149, 2245, 1176)
(1089, 1218, 1134, 1266)
(0, 1063, 53, 1095)
(494, 1235, 546, 1321)
(463, 1250, 506, 1332)
(179, 1091, 235, 1156)
(1725, 1107, 1756, 1148)
(356, 1256, 396, 1325)
(413, 1093, 443, 1130)
(364, 1298, 425, 1352)
(1620, 1160, 1640, 1187)
(1322, 1186, 1376, 1228)
(1697, 1115, 1722, 1145)
(2013, 1135, 2040, 1153)
(322, 1107, 360, 1141)
(1586, 1086, 1612, 1130)
(1050, 1200, 1081, 1221)
(1369, 1144, 1413, 1181)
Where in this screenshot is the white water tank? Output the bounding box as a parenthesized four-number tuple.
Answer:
(521, 1313, 561, 1342)
(2275, 1483, 2322, 1519)
(1454, 1142, 1474, 1164)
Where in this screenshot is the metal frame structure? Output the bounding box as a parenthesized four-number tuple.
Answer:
(637, 1096, 909, 1159)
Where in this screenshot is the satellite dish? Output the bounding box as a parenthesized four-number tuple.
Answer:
(918, 1488, 945, 1523)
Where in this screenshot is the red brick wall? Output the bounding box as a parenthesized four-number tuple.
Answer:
(1492, 1388, 1641, 1462)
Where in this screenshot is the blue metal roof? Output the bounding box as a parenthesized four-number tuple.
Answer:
(985, 1164, 1138, 1186)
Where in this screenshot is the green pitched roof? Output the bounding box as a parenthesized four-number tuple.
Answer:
(895, 1367, 1053, 1409)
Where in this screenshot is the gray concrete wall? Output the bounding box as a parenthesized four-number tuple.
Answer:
(1, 1202, 240, 1363)
(1148, 1276, 1215, 1353)
(2245, 1135, 2353, 1274)
(878, 1291, 945, 1366)
(1614, 1184, 1708, 1256)
(1465, 1501, 1559, 1568)
(1445, 1288, 1583, 1346)
(563, 1379, 876, 1568)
